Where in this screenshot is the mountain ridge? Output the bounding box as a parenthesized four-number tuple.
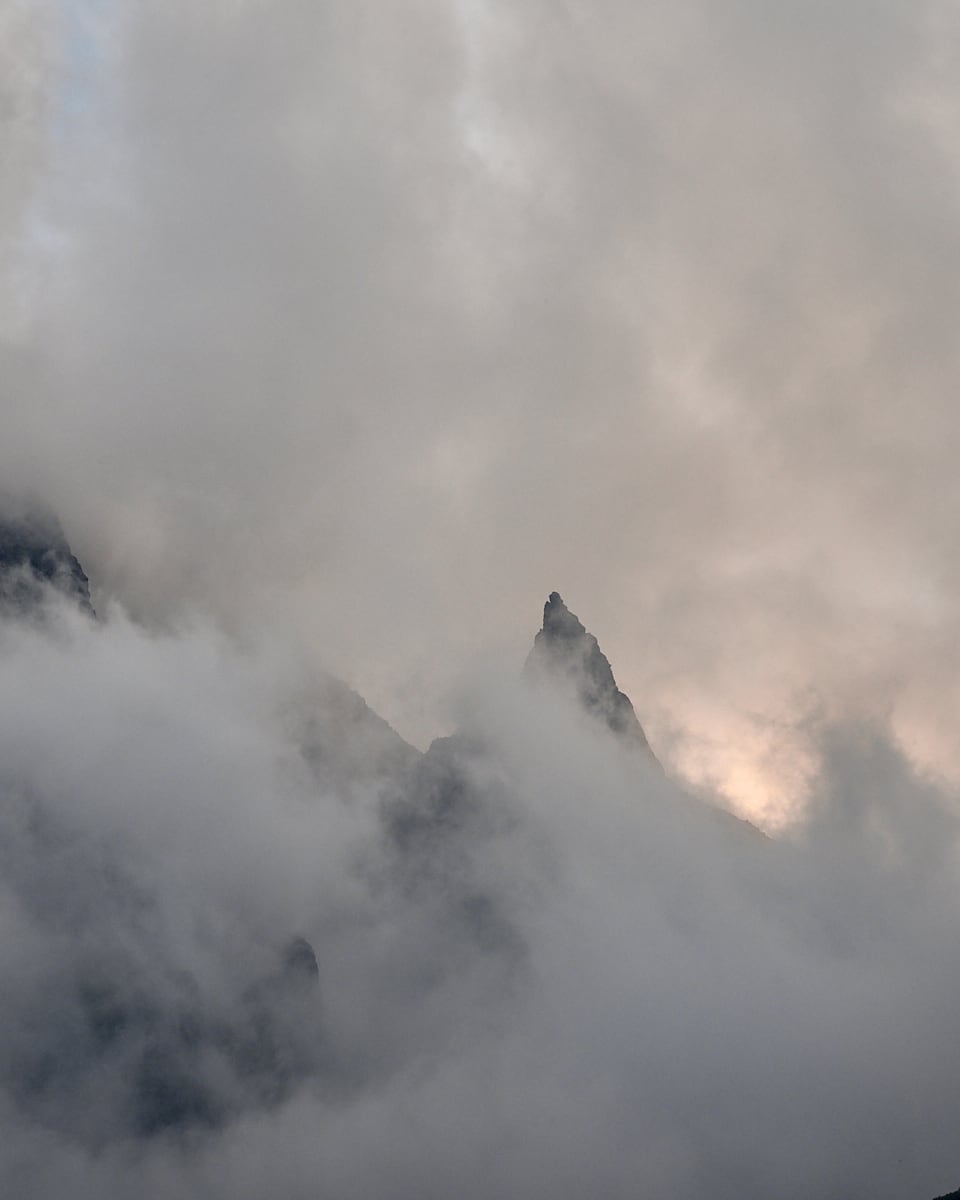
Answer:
(525, 590, 659, 765)
(0, 503, 95, 617)
(2, 503, 952, 1199)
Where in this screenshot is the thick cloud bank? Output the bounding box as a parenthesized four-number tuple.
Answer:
(1, 579, 960, 1199)
(3, 1, 960, 821)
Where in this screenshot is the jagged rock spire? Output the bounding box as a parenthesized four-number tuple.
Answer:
(526, 592, 657, 763)
(0, 501, 95, 616)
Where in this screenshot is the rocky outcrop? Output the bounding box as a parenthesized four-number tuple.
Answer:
(525, 591, 658, 764)
(0, 503, 95, 617)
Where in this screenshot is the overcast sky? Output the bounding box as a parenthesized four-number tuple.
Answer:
(7, 7, 960, 1198)
(4, 0, 960, 826)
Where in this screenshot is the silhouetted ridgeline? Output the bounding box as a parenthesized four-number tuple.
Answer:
(0, 508, 672, 1144)
(0, 503, 94, 616)
(2, 503, 957, 1200)
(525, 590, 659, 764)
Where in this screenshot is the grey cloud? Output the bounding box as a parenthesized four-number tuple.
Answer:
(3, 3, 960, 1194)
(1, 584, 960, 1197)
(3, 1, 958, 819)
(0, 536, 959, 1196)
(0, 1, 55, 335)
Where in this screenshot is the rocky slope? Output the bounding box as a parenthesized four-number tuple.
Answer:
(0, 503, 95, 616)
(525, 590, 659, 763)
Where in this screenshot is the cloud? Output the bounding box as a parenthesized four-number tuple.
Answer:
(1, 0, 957, 825)
(0, 588, 959, 1197)
(0, 0, 56, 336)
(4, 7, 960, 1185)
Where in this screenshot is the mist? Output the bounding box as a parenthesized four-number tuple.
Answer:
(0, 588, 958, 1198)
(2, 1, 960, 1195)
(1, 0, 959, 821)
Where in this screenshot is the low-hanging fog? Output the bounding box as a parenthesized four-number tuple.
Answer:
(2, 1, 960, 1196)
(1, 586, 959, 1200)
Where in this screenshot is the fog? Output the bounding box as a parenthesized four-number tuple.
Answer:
(2, 1, 960, 1195)
(2, 0, 960, 821)
(0, 590, 958, 1198)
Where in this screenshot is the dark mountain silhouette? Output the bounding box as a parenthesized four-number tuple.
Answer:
(381, 591, 670, 966)
(525, 591, 659, 764)
(0, 503, 329, 1136)
(9, 506, 947, 1199)
(0, 502, 95, 616)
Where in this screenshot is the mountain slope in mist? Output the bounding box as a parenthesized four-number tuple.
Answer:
(0, 509, 715, 1146)
(0, 504, 94, 617)
(526, 590, 659, 762)
(1, 508, 959, 1200)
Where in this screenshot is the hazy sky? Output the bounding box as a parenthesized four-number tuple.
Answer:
(4, 0, 960, 826)
(6, 8, 960, 1197)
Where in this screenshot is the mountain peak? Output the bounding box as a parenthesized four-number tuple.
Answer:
(0, 502, 95, 617)
(542, 591, 584, 639)
(527, 591, 658, 764)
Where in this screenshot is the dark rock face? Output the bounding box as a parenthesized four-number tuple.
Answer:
(0, 505, 95, 617)
(0, 519, 717, 1150)
(526, 591, 658, 763)
(282, 936, 320, 984)
(384, 732, 526, 961)
(0, 504, 331, 1140)
(6, 931, 323, 1143)
(381, 591, 674, 977)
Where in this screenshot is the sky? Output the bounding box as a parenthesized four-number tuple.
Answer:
(4, 6, 960, 1198)
(3, 2, 960, 825)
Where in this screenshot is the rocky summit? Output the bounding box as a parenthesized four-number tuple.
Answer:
(0, 503, 95, 617)
(525, 591, 659, 764)
(0, 507, 957, 1198)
